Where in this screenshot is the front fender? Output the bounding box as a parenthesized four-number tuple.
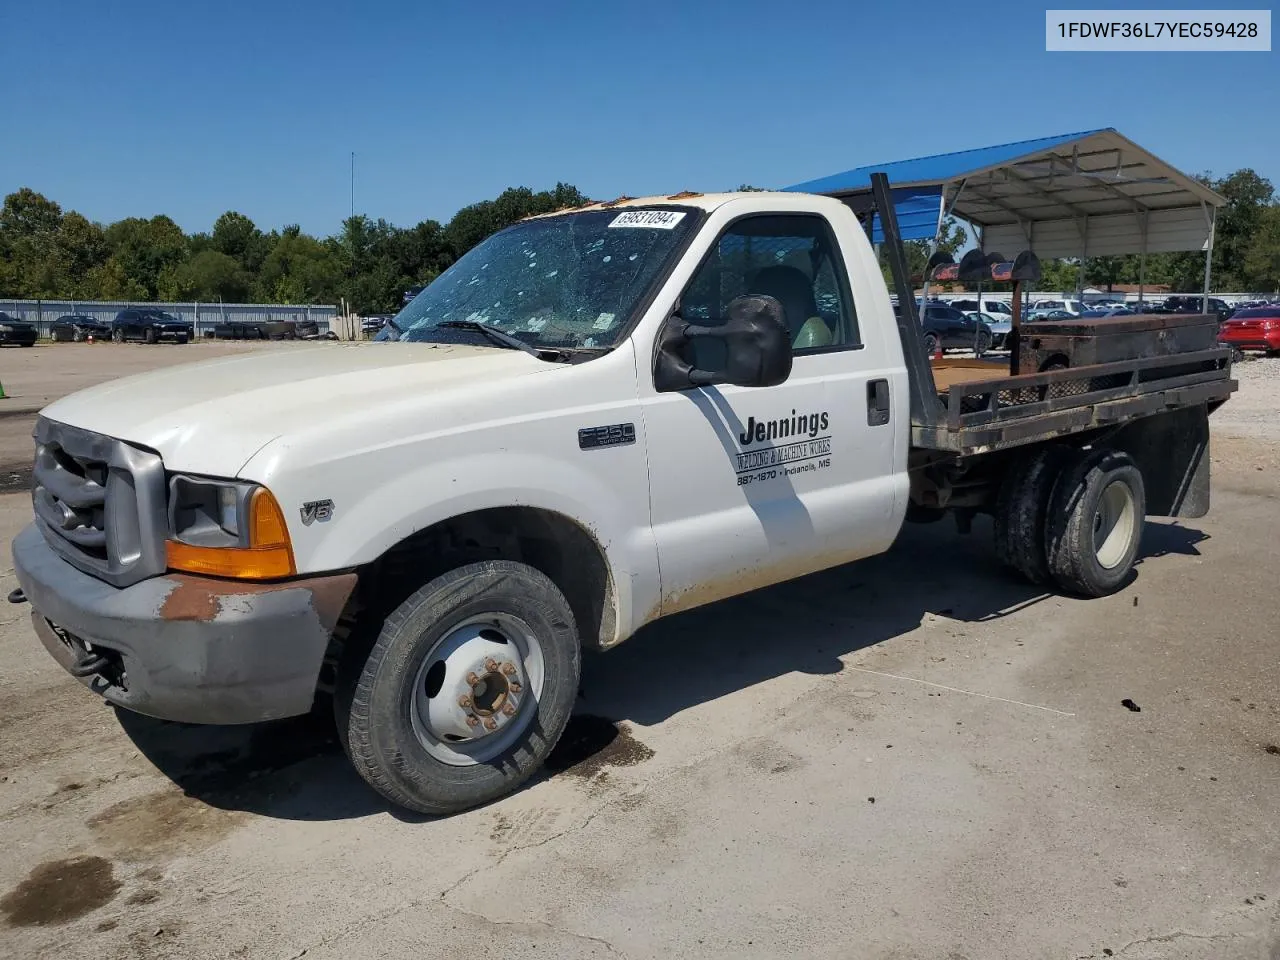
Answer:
(260, 450, 660, 644)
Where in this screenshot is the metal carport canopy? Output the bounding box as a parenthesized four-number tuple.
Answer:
(783, 128, 1225, 260)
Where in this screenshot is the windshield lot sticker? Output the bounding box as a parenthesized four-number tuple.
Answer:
(734, 411, 832, 486)
(592, 312, 616, 330)
(609, 210, 687, 229)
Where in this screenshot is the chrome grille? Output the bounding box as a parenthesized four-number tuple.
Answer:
(31, 417, 167, 587)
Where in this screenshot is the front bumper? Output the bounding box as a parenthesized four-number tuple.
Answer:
(12, 524, 356, 725)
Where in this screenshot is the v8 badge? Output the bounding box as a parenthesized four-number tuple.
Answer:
(300, 499, 334, 525)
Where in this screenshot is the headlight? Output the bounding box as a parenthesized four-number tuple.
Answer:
(166, 476, 295, 579)
(0, 324, 14, 332)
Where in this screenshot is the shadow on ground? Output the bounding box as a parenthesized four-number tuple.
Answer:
(116, 515, 1207, 821)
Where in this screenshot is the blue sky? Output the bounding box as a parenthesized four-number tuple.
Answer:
(2, 1, 1276, 236)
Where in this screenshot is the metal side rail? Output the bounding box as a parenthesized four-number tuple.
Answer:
(912, 347, 1237, 454)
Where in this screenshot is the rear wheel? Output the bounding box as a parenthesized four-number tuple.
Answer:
(111, 328, 124, 343)
(922, 332, 940, 357)
(1045, 449, 1145, 597)
(335, 560, 580, 815)
(975, 331, 993, 356)
(994, 446, 1068, 584)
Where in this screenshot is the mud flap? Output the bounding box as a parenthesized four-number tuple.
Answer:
(1106, 404, 1210, 518)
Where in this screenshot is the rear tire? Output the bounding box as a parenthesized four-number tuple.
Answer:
(112, 328, 124, 343)
(994, 446, 1068, 584)
(335, 560, 580, 815)
(923, 332, 940, 357)
(1045, 449, 1145, 598)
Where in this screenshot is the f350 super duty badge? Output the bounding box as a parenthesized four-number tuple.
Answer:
(300, 499, 334, 525)
(578, 423, 636, 450)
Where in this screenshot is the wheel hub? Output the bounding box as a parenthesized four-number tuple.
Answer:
(410, 616, 544, 766)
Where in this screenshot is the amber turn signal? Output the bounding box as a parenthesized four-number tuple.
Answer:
(166, 487, 296, 580)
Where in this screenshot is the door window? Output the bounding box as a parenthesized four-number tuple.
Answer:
(677, 215, 860, 373)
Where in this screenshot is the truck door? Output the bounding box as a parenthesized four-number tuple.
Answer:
(640, 211, 905, 616)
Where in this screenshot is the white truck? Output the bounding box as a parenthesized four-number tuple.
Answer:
(11, 180, 1236, 814)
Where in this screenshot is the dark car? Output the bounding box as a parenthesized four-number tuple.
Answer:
(1163, 295, 1234, 321)
(111, 309, 193, 344)
(50, 314, 111, 342)
(900, 304, 993, 355)
(0, 311, 38, 347)
(210, 320, 268, 340)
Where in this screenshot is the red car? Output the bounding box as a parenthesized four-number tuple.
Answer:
(1218, 307, 1280, 356)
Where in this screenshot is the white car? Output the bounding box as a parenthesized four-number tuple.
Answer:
(1031, 298, 1085, 316)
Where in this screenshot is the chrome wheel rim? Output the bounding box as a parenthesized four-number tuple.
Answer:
(409, 614, 545, 767)
(1093, 479, 1136, 570)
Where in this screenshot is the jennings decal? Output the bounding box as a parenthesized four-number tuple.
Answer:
(735, 411, 832, 485)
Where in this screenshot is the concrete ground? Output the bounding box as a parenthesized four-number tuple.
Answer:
(1, 346, 1278, 960)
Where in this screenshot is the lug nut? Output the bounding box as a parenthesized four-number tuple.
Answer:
(484, 718, 498, 731)
(484, 658, 499, 673)
(509, 681, 522, 693)
(465, 715, 480, 727)
(458, 695, 472, 708)
(466, 672, 479, 686)
(502, 704, 516, 717)
(501, 663, 517, 677)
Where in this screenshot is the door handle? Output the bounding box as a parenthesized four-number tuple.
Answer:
(866, 378, 891, 426)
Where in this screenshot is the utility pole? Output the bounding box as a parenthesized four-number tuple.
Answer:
(350, 151, 355, 223)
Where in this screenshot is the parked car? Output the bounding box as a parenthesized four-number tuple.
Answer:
(50, 314, 111, 342)
(1031, 298, 1085, 316)
(1163, 296, 1234, 321)
(965, 311, 1011, 350)
(1026, 309, 1076, 322)
(362, 314, 395, 336)
(111, 309, 193, 344)
(920, 304, 993, 354)
(950, 297, 1013, 317)
(1079, 307, 1135, 318)
(1218, 307, 1280, 357)
(210, 320, 268, 340)
(0, 311, 38, 347)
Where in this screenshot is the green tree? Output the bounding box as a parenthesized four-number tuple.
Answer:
(161, 249, 252, 301)
(1243, 204, 1280, 293)
(211, 211, 269, 272)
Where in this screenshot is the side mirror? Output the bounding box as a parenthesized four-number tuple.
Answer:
(654, 295, 793, 392)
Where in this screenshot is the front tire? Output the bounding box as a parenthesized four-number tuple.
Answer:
(922, 332, 940, 357)
(143, 327, 157, 344)
(335, 561, 580, 815)
(111, 328, 124, 343)
(1045, 450, 1145, 597)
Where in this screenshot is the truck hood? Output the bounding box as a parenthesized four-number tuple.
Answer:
(40, 343, 555, 475)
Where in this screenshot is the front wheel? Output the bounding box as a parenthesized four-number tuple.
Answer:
(975, 331, 993, 357)
(143, 327, 157, 344)
(111, 328, 124, 343)
(335, 560, 580, 815)
(922, 332, 940, 357)
(1045, 449, 1145, 597)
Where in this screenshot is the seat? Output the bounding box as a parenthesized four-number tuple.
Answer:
(747, 265, 832, 349)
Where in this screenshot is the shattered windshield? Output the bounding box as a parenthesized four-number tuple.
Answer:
(389, 208, 698, 351)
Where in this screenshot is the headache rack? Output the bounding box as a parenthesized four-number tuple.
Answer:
(862, 171, 1237, 457)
